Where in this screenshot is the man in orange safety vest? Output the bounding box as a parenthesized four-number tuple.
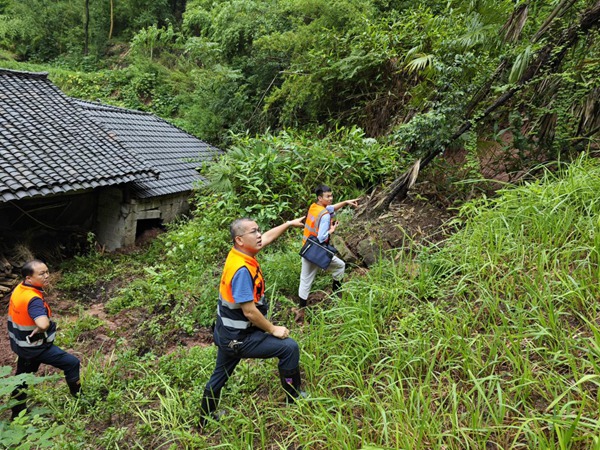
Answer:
(7, 260, 81, 419)
(296, 184, 359, 320)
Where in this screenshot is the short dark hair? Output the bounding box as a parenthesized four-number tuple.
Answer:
(21, 259, 45, 278)
(315, 184, 332, 198)
(230, 218, 253, 243)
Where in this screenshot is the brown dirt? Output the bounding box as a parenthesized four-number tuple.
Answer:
(341, 183, 454, 268)
(0, 271, 213, 381)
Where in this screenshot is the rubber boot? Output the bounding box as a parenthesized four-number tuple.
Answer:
(67, 379, 82, 397)
(292, 297, 307, 323)
(199, 388, 220, 428)
(279, 368, 307, 404)
(332, 279, 342, 297)
(10, 384, 28, 420)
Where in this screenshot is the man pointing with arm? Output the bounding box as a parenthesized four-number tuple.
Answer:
(199, 216, 306, 428)
(296, 184, 359, 319)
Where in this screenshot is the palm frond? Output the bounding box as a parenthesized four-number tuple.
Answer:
(405, 53, 435, 74)
(404, 45, 423, 62)
(509, 45, 534, 83)
(532, 0, 578, 42)
(573, 87, 600, 135)
(538, 112, 557, 144)
(454, 15, 498, 50)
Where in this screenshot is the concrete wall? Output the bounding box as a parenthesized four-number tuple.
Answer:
(96, 188, 191, 251)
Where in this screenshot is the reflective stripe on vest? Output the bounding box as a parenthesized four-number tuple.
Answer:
(7, 330, 57, 347)
(302, 203, 330, 244)
(218, 247, 265, 330)
(7, 283, 55, 348)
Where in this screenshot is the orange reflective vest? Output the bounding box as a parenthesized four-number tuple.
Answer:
(7, 283, 55, 352)
(217, 248, 266, 333)
(303, 203, 330, 244)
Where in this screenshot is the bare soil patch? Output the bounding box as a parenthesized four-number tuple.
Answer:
(341, 184, 454, 268)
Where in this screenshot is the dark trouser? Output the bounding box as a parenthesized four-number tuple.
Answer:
(16, 345, 81, 382)
(11, 345, 81, 419)
(200, 329, 301, 424)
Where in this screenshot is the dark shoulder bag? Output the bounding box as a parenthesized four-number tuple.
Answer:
(299, 236, 338, 269)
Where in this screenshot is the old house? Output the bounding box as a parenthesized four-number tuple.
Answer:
(73, 99, 219, 250)
(0, 68, 220, 271)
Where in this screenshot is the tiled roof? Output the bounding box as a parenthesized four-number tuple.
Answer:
(75, 100, 221, 198)
(0, 69, 157, 203)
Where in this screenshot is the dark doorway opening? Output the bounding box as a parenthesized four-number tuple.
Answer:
(135, 218, 165, 245)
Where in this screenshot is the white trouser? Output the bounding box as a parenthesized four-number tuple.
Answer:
(298, 255, 345, 300)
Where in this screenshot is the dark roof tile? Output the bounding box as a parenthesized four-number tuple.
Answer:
(75, 99, 222, 198)
(0, 69, 158, 203)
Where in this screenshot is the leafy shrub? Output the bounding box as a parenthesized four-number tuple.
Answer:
(0, 367, 63, 448)
(57, 310, 105, 349)
(196, 126, 398, 230)
(260, 247, 303, 298)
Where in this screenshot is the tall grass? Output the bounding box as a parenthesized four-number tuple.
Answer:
(8, 156, 600, 448)
(277, 156, 600, 448)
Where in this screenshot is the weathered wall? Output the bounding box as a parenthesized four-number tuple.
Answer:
(0, 188, 192, 253)
(96, 188, 191, 250)
(96, 187, 135, 251)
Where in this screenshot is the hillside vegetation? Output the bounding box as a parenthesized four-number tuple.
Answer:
(3, 146, 600, 448)
(2, 0, 600, 448)
(1, 0, 598, 158)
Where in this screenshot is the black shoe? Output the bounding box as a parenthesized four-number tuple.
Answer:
(332, 279, 342, 297)
(279, 368, 307, 403)
(197, 409, 226, 431)
(10, 403, 28, 421)
(67, 380, 82, 397)
(10, 385, 28, 421)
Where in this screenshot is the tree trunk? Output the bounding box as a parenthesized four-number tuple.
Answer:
(83, 0, 90, 55)
(108, 0, 114, 41)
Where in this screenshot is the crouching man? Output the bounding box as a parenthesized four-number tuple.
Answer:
(7, 259, 81, 419)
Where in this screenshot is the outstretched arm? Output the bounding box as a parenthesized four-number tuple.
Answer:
(261, 216, 305, 247)
(333, 197, 360, 212)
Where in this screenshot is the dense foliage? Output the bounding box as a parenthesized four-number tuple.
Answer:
(2, 0, 600, 447)
(5, 149, 600, 447)
(62, 128, 397, 345)
(1, 0, 597, 158)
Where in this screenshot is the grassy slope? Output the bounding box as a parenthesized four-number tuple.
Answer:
(4, 156, 600, 449)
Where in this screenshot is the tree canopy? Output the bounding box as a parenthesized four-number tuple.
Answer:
(0, 0, 598, 166)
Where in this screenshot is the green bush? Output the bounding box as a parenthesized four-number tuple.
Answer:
(197, 126, 398, 230)
(0, 367, 63, 448)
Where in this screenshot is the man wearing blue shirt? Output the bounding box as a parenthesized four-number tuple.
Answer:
(199, 216, 307, 428)
(296, 185, 359, 320)
(7, 260, 81, 419)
